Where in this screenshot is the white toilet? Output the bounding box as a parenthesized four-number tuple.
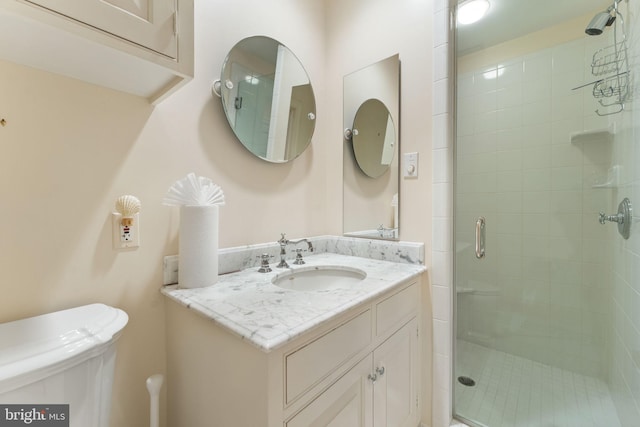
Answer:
(0, 303, 128, 427)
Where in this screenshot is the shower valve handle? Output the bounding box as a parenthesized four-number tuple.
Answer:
(599, 212, 624, 224)
(598, 198, 632, 240)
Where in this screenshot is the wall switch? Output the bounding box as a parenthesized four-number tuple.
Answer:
(112, 212, 140, 249)
(403, 152, 419, 178)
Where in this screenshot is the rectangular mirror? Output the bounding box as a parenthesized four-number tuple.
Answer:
(343, 54, 400, 240)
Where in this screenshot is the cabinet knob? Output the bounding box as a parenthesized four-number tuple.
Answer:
(368, 373, 377, 383)
(376, 366, 385, 376)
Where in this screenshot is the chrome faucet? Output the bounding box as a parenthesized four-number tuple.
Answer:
(277, 233, 314, 268)
(277, 234, 290, 268)
(377, 224, 398, 239)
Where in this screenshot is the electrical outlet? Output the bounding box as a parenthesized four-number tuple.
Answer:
(112, 213, 140, 249)
(163, 255, 179, 285)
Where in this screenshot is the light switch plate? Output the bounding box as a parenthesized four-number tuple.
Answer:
(403, 152, 419, 178)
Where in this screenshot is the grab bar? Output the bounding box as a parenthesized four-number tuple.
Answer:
(475, 217, 486, 259)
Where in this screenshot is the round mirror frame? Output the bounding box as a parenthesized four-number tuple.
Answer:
(351, 99, 396, 178)
(217, 36, 317, 163)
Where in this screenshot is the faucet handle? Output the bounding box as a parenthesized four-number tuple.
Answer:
(293, 249, 306, 265)
(257, 253, 273, 273)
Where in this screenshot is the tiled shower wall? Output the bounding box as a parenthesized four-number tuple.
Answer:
(432, 1, 640, 426)
(455, 34, 615, 379)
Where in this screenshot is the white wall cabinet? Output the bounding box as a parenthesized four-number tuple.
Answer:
(0, 0, 193, 103)
(165, 280, 421, 427)
(25, 0, 178, 58)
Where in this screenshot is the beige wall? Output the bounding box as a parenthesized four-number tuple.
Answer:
(0, 0, 433, 426)
(325, 0, 434, 421)
(325, 0, 433, 247)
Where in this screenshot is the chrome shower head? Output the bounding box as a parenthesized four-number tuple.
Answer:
(586, 10, 616, 35)
(585, 1, 623, 36)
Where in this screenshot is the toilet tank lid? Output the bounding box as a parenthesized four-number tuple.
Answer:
(0, 303, 128, 387)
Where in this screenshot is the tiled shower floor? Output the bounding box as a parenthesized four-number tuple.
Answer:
(454, 340, 622, 427)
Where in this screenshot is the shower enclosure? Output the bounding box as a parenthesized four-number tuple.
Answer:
(453, 0, 640, 425)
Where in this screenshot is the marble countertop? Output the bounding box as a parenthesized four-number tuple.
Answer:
(162, 252, 426, 352)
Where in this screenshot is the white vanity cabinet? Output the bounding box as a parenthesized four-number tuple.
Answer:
(0, 0, 193, 103)
(287, 318, 418, 427)
(165, 279, 421, 427)
(372, 318, 418, 426)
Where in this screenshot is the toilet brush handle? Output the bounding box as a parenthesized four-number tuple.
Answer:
(146, 374, 164, 427)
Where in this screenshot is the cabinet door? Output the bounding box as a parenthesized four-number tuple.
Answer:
(24, 0, 178, 58)
(373, 319, 418, 427)
(287, 355, 373, 427)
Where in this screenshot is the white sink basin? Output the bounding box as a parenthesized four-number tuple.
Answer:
(272, 266, 367, 291)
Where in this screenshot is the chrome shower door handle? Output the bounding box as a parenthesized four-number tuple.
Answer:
(475, 217, 486, 259)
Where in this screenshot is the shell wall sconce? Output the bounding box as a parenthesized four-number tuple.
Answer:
(113, 195, 141, 249)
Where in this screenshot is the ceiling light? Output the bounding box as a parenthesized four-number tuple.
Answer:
(458, 0, 490, 26)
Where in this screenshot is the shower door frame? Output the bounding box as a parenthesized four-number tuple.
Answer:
(447, 1, 622, 426)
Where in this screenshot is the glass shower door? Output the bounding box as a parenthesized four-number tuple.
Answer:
(453, 1, 639, 426)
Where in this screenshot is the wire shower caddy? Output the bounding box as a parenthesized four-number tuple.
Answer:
(574, 1, 631, 116)
(591, 41, 630, 115)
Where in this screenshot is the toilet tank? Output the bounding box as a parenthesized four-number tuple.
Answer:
(0, 304, 128, 427)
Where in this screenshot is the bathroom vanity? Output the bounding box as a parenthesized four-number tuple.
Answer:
(163, 250, 425, 427)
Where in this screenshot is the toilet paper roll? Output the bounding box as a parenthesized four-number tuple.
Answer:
(179, 205, 219, 288)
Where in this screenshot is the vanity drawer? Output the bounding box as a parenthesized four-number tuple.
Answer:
(375, 282, 419, 338)
(285, 309, 372, 404)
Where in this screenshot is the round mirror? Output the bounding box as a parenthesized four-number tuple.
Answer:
(351, 99, 396, 178)
(218, 36, 316, 163)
